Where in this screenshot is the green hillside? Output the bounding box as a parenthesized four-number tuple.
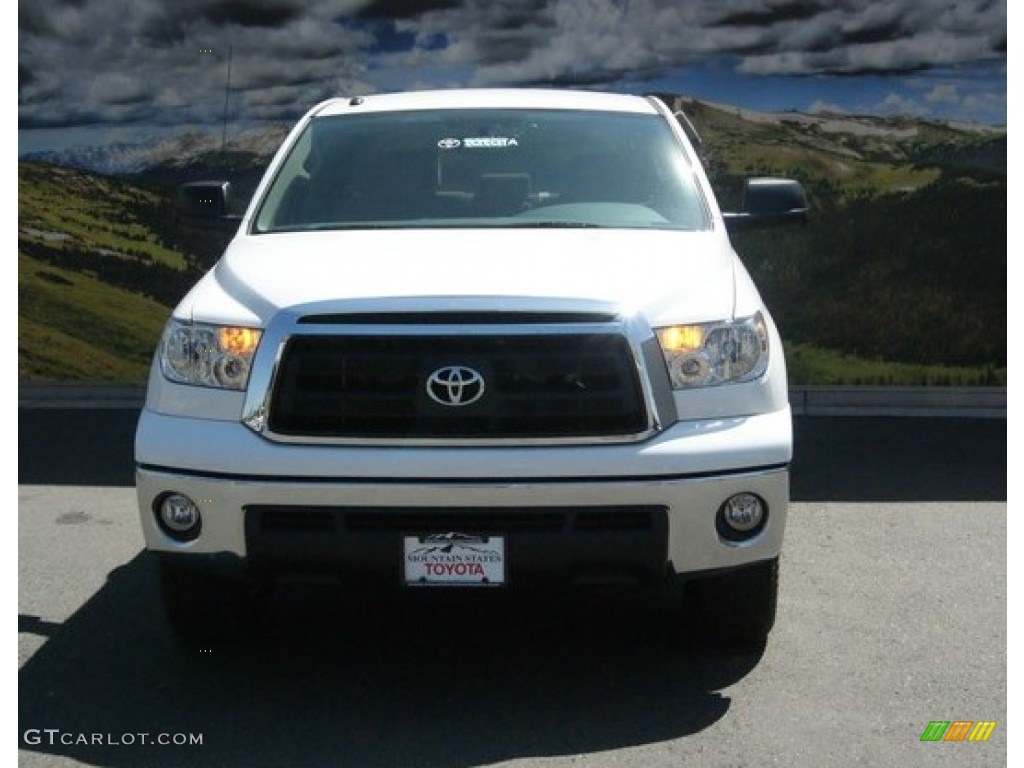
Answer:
(18, 163, 198, 382)
(667, 96, 1005, 197)
(19, 163, 188, 269)
(659, 97, 1007, 384)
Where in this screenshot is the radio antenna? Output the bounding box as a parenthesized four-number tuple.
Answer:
(221, 44, 233, 152)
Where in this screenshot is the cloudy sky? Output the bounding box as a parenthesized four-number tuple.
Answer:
(18, 0, 1007, 153)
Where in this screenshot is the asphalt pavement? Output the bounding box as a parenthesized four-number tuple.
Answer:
(18, 409, 1007, 767)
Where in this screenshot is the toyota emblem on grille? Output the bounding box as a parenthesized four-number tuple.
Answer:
(426, 366, 485, 407)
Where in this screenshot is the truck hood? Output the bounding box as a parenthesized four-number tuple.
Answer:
(186, 228, 740, 327)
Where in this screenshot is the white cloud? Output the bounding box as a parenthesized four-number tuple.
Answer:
(925, 83, 960, 103)
(874, 92, 930, 117)
(808, 100, 846, 115)
(961, 90, 1007, 121)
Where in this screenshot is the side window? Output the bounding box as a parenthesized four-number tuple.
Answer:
(254, 129, 312, 231)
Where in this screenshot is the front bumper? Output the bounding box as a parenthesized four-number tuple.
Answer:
(136, 407, 790, 583)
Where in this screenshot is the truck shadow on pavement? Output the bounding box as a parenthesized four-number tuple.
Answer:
(19, 553, 758, 767)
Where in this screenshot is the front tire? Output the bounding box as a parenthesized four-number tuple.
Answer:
(684, 557, 779, 649)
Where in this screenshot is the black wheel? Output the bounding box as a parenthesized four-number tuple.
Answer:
(159, 559, 256, 647)
(684, 557, 779, 649)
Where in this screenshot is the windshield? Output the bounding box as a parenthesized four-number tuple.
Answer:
(253, 108, 710, 233)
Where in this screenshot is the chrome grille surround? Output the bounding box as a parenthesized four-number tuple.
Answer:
(241, 298, 676, 446)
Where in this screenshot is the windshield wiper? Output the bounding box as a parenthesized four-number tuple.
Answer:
(262, 220, 606, 233)
(500, 221, 602, 228)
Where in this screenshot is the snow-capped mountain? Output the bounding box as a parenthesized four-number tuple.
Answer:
(22, 125, 289, 175)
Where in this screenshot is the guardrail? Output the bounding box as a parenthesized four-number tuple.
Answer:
(18, 383, 1007, 418)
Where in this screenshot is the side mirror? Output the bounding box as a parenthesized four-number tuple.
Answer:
(723, 177, 809, 234)
(175, 181, 241, 266)
(176, 181, 241, 228)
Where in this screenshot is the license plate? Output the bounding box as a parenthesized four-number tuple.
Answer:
(403, 533, 505, 586)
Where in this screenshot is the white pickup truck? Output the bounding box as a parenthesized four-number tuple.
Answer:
(135, 88, 808, 647)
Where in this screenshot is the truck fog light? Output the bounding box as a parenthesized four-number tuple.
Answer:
(156, 493, 202, 541)
(717, 493, 767, 542)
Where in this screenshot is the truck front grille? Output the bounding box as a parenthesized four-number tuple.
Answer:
(249, 505, 661, 536)
(267, 333, 648, 440)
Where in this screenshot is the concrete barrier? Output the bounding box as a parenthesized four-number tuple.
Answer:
(789, 385, 1006, 418)
(19, 383, 1007, 418)
(18, 384, 146, 409)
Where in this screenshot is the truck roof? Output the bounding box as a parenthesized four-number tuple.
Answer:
(313, 88, 660, 117)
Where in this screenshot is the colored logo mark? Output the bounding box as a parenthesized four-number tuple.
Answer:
(920, 721, 997, 742)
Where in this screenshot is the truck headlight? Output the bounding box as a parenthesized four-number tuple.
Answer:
(159, 319, 262, 390)
(656, 313, 768, 388)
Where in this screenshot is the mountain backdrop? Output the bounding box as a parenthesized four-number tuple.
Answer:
(18, 96, 1006, 385)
